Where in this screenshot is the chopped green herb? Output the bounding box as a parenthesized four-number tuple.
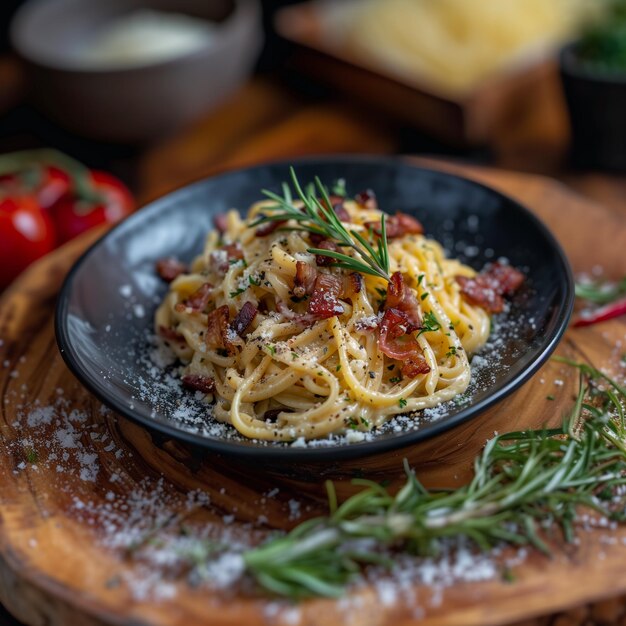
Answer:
(420, 292, 429, 301)
(502, 567, 516, 584)
(249, 275, 261, 287)
(389, 376, 402, 384)
(547, 394, 555, 401)
(331, 178, 347, 197)
(418, 311, 441, 336)
(398, 397, 407, 409)
(25, 449, 38, 464)
(229, 287, 246, 298)
(347, 417, 359, 430)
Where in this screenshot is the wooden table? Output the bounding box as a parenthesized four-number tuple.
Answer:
(1, 67, 626, 626)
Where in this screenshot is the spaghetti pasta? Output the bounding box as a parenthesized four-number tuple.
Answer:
(155, 179, 519, 441)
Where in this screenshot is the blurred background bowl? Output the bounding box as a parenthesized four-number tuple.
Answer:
(10, 0, 263, 144)
(560, 42, 626, 171)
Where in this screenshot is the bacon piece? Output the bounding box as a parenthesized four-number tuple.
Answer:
(213, 214, 229, 234)
(210, 242, 244, 273)
(263, 407, 294, 422)
(182, 374, 216, 394)
(158, 325, 186, 345)
(366, 213, 424, 239)
(314, 239, 342, 267)
(386, 271, 422, 329)
(378, 308, 430, 378)
(355, 189, 377, 210)
(256, 220, 286, 237)
(175, 283, 213, 313)
(456, 262, 525, 314)
(277, 300, 317, 327)
(321, 195, 351, 223)
(347, 272, 363, 295)
(386, 213, 424, 237)
(156, 258, 187, 282)
(205, 305, 235, 353)
(294, 261, 318, 297)
(308, 273, 345, 319)
(231, 301, 257, 337)
(341, 272, 363, 302)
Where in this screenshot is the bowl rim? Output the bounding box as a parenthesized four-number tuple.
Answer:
(559, 41, 626, 85)
(10, 0, 261, 75)
(55, 154, 575, 462)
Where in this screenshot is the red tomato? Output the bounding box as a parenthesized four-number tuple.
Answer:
(0, 195, 56, 289)
(53, 170, 134, 244)
(37, 165, 72, 211)
(0, 165, 71, 212)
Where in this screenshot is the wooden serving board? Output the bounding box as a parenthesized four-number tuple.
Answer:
(1, 162, 626, 626)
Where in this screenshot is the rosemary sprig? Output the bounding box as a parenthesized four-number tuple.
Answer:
(253, 167, 391, 281)
(575, 276, 626, 304)
(243, 361, 626, 599)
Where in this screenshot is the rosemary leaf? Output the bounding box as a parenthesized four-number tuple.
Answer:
(254, 167, 391, 281)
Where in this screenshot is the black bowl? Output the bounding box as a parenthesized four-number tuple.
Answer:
(55, 156, 573, 462)
(560, 42, 626, 171)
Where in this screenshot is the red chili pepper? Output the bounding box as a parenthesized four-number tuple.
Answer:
(574, 296, 626, 327)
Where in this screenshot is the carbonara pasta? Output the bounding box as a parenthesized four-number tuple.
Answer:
(155, 179, 523, 441)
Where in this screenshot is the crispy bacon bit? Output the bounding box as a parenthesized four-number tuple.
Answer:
(263, 407, 294, 422)
(210, 242, 244, 273)
(355, 189, 377, 210)
(386, 271, 422, 328)
(213, 214, 229, 234)
(456, 262, 525, 313)
(182, 374, 216, 394)
(348, 272, 363, 294)
(386, 213, 424, 237)
(341, 272, 363, 302)
(366, 213, 424, 238)
(334, 205, 351, 222)
(309, 232, 325, 246)
(156, 258, 187, 282)
(158, 325, 186, 345)
(294, 261, 318, 297)
(231, 301, 257, 337)
(175, 283, 213, 313)
(308, 273, 345, 319)
(314, 239, 341, 266)
(205, 305, 235, 353)
(256, 220, 286, 237)
(321, 195, 351, 223)
(378, 308, 430, 378)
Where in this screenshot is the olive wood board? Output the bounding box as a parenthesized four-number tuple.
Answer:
(1, 161, 625, 626)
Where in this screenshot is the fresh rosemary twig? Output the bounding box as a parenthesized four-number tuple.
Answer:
(243, 361, 626, 599)
(575, 276, 626, 305)
(253, 167, 391, 281)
